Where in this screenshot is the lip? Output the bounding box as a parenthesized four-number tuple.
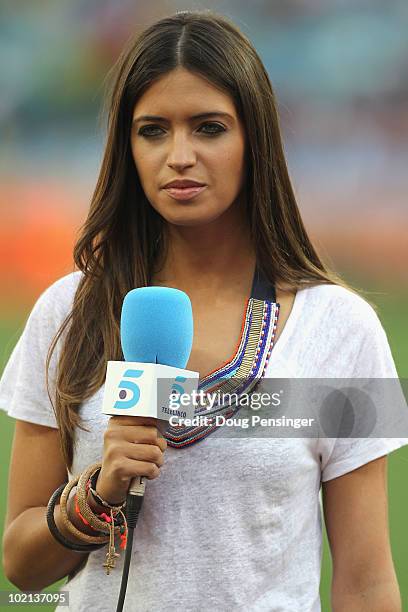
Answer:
(163, 185, 207, 201)
(163, 180, 205, 188)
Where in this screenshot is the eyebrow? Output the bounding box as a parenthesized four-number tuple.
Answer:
(132, 111, 234, 125)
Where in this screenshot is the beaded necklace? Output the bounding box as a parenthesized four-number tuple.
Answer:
(164, 266, 280, 448)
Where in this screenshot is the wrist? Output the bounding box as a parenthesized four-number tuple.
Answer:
(90, 472, 128, 509)
(86, 488, 111, 515)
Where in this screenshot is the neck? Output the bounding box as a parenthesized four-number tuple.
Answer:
(152, 198, 256, 294)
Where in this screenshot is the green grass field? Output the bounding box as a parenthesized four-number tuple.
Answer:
(1, 282, 407, 611)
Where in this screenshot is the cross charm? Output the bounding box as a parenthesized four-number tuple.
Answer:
(103, 546, 120, 574)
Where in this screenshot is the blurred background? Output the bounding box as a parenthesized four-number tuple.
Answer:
(0, 1, 407, 609)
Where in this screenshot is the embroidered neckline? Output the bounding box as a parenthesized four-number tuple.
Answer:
(164, 296, 280, 447)
(197, 297, 251, 383)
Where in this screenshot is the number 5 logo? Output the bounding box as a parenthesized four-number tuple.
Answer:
(114, 369, 144, 409)
(170, 376, 186, 407)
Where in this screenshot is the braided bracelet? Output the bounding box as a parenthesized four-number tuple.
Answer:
(46, 484, 106, 552)
(59, 475, 110, 545)
(74, 492, 126, 532)
(77, 463, 128, 554)
(87, 463, 127, 511)
(76, 464, 129, 571)
(76, 464, 124, 535)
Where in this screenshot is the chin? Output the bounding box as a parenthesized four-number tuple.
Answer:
(155, 205, 223, 227)
(164, 216, 216, 228)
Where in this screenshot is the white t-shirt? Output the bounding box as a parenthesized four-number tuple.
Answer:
(1, 271, 407, 612)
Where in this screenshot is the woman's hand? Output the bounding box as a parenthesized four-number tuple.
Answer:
(94, 415, 168, 504)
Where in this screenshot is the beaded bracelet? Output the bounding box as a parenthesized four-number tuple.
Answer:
(73, 492, 126, 533)
(76, 464, 124, 535)
(88, 463, 127, 511)
(75, 491, 128, 555)
(76, 463, 128, 555)
(60, 475, 110, 545)
(46, 483, 106, 552)
(76, 464, 128, 573)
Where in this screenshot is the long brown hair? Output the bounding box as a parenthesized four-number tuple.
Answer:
(47, 9, 366, 470)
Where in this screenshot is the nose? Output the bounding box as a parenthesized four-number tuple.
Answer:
(166, 131, 196, 170)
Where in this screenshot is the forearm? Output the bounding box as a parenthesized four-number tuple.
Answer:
(3, 492, 107, 592)
(332, 579, 402, 612)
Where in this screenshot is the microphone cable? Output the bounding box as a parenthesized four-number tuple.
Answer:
(115, 477, 146, 612)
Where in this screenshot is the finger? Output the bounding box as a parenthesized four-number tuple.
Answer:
(122, 441, 165, 467)
(122, 457, 161, 480)
(109, 415, 158, 427)
(121, 425, 168, 448)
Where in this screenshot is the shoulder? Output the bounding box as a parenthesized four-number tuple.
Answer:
(299, 283, 381, 334)
(30, 270, 83, 324)
(37, 270, 82, 300)
(286, 283, 396, 377)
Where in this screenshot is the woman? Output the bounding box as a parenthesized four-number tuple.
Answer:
(1, 10, 406, 611)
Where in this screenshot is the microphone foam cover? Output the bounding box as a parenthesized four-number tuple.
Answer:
(120, 286, 193, 368)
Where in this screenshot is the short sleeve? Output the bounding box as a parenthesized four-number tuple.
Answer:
(0, 273, 79, 429)
(320, 298, 408, 482)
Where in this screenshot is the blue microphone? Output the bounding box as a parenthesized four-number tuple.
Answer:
(102, 287, 199, 497)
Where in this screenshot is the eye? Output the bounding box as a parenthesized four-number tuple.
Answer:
(198, 122, 226, 135)
(137, 125, 164, 137)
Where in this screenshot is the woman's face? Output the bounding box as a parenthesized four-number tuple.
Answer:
(130, 67, 247, 227)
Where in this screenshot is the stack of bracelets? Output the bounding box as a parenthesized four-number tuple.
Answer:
(46, 462, 128, 575)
